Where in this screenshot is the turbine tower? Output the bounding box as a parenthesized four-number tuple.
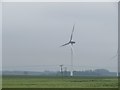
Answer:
(61, 24, 75, 76)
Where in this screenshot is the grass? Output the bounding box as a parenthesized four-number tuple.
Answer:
(2, 75, 118, 88)
(0, 76, 2, 89)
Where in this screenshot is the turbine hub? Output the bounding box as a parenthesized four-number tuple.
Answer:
(70, 41, 75, 45)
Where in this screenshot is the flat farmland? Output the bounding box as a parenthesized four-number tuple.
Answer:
(2, 76, 118, 88)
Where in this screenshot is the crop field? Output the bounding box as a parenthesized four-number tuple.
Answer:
(2, 76, 118, 88)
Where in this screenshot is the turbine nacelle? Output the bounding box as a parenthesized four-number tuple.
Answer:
(69, 41, 75, 45)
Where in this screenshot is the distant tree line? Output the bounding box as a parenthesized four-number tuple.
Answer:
(2, 69, 117, 77)
(57, 69, 117, 77)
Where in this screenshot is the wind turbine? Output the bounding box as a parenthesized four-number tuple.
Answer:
(59, 64, 63, 77)
(60, 24, 75, 76)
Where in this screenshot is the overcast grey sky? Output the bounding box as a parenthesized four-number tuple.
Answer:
(0, 3, 2, 72)
(2, 2, 118, 72)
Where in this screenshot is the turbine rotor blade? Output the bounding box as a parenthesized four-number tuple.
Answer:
(111, 53, 118, 60)
(60, 42, 70, 47)
(111, 49, 118, 60)
(70, 24, 75, 41)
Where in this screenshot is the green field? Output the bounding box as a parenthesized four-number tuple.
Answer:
(2, 76, 118, 88)
(0, 76, 2, 89)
